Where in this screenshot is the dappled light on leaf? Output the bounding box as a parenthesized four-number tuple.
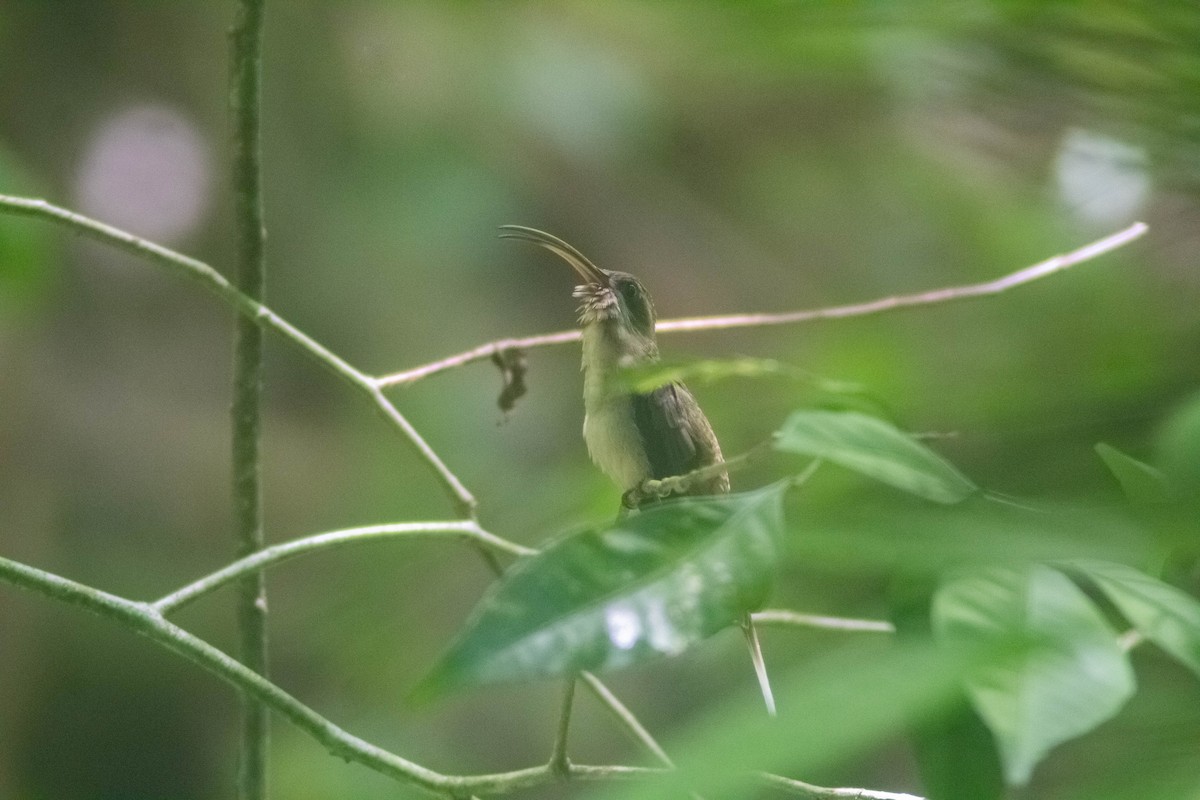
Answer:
(416, 483, 787, 700)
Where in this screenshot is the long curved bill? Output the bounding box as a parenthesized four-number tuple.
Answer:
(499, 225, 609, 286)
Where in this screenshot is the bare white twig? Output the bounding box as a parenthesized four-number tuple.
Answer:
(752, 610, 896, 634)
(761, 772, 925, 799)
(377, 222, 1148, 387)
(742, 615, 777, 716)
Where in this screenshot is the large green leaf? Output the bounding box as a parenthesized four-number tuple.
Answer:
(1095, 443, 1174, 504)
(416, 483, 786, 700)
(1066, 559, 1200, 679)
(932, 565, 1135, 785)
(774, 409, 977, 503)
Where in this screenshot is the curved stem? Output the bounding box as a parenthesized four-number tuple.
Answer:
(0, 554, 668, 797)
(152, 522, 533, 615)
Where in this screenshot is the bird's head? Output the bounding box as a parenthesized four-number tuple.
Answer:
(499, 225, 657, 341)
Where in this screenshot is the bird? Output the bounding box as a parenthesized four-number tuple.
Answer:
(499, 226, 729, 507)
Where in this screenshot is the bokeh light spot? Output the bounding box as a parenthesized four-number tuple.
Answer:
(74, 104, 213, 245)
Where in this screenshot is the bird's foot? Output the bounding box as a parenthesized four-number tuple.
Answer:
(630, 475, 691, 506)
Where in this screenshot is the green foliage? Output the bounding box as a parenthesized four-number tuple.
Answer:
(416, 483, 786, 700)
(621, 356, 866, 395)
(1156, 391, 1200, 496)
(620, 356, 890, 417)
(600, 641, 966, 800)
(415, 402, 1200, 791)
(1069, 559, 1200, 679)
(3, 2, 1200, 798)
(932, 564, 1135, 785)
(775, 409, 978, 504)
(1095, 442, 1174, 504)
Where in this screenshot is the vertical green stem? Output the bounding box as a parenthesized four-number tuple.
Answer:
(550, 677, 576, 776)
(230, 1, 269, 799)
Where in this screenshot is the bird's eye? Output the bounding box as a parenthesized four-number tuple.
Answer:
(614, 278, 654, 334)
(618, 281, 640, 305)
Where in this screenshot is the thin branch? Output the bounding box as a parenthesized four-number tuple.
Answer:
(377, 331, 583, 388)
(742, 615, 776, 717)
(365, 385, 477, 517)
(0, 194, 476, 516)
(760, 773, 925, 799)
(752, 610, 896, 634)
(150, 519, 685, 782)
(376, 222, 1148, 388)
(0, 188, 976, 795)
(152, 521, 534, 615)
(146, 516, 900, 782)
(579, 672, 675, 767)
(229, 1, 269, 796)
(0, 553, 671, 797)
(0, 554, 442, 794)
(656, 221, 1147, 332)
(1, 536, 914, 799)
(550, 678, 577, 776)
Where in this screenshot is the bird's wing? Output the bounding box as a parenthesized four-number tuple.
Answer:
(631, 382, 711, 481)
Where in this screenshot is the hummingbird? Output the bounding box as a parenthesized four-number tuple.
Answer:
(500, 226, 729, 506)
(501, 227, 775, 714)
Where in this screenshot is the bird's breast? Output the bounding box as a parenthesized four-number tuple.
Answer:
(582, 398, 651, 492)
(580, 324, 652, 491)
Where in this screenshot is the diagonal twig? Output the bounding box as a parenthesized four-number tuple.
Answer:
(0, 553, 671, 797)
(0, 193, 477, 516)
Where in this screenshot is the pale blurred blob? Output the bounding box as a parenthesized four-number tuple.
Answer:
(74, 104, 213, 245)
(510, 28, 653, 162)
(1054, 128, 1149, 227)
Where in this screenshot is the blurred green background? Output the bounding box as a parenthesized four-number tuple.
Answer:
(1, 1, 1198, 798)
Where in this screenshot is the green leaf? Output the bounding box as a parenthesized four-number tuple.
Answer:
(932, 565, 1135, 786)
(774, 409, 977, 503)
(1095, 443, 1173, 504)
(620, 357, 866, 396)
(1155, 391, 1200, 495)
(1066, 559, 1200, 679)
(416, 483, 786, 700)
